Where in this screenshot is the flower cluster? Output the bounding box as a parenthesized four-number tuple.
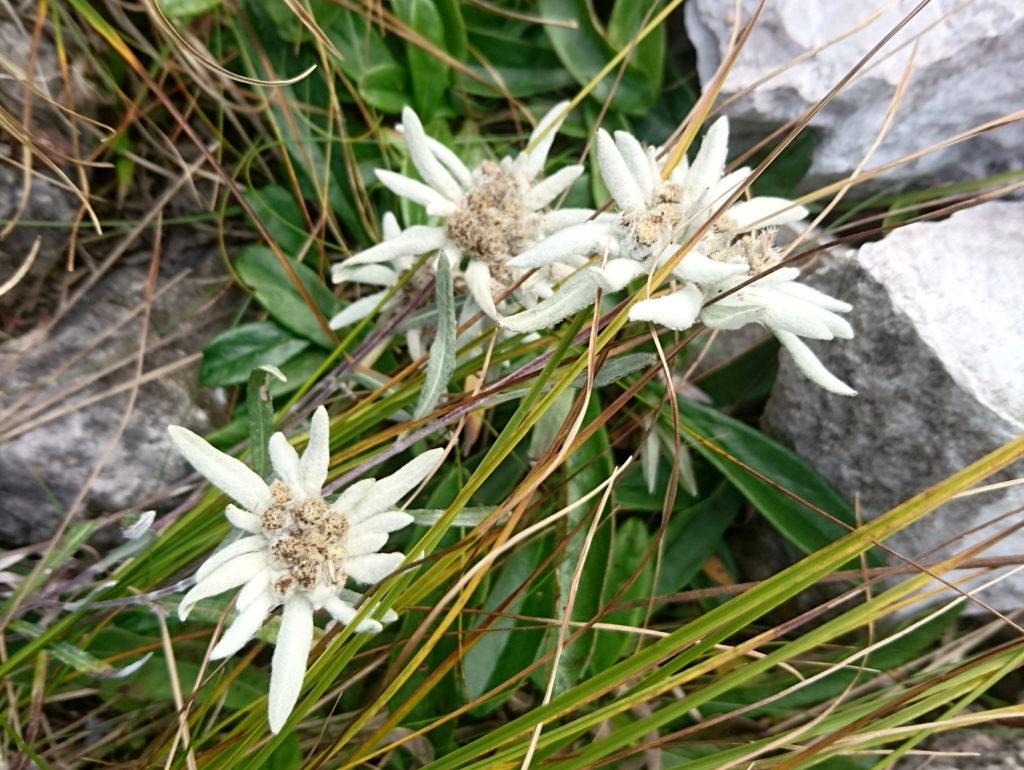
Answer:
(332, 109, 855, 395)
(332, 104, 591, 324)
(168, 104, 858, 736)
(168, 408, 441, 733)
(502, 117, 854, 395)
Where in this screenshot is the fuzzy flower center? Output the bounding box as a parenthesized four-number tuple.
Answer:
(446, 161, 540, 274)
(704, 227, 782, 274)
(620, 181, 684, 259)
(261, 481, 348, 595)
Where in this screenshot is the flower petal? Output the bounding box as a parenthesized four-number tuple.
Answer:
(684, 116, 729, 202)
(345, 552, 405, 584)
(179, 551, 265, 621)
(588, 258, 645, 292)
(350, 448, 444, 521)
(614, 131, 656, 203)
(331, 478, 375, 515)
(774, 281, 853, 313)
(381, 211, 402, 240)
(400, 107, 463, 201)
(210, 590, 275, 660)
(464, 259, 499, 320)
(499, 272, 597, 333)
(268, 433, 301, 490)
(321, 595, 383, 634)
(195, 535, 265, 582)
(329, 291, 389, 329)
(335, 225, 447, 270)
(700, 302, 763, 331)
(167, 426, 270, 513)
(727, 197, 808, 231)
(299, 406, 330, 498)
(337, 588, 398, 623)
(376, 169, 458, 215)
(775, 331, 856, 396)
(524, 165, 584, 210)
(267, 597, 314, 734)
(508, 221, 616, 270)
(596, 129, 645, 211)
(342, 531, 388, 557)
(422, 134, 473, 189)
(225, 504, 261, 533)
(333, 264, 397, 287)
(236, 569, 272, 612)
(629, 284, 703, 331)
(672, 251, 748, 284)
(520, 101, 571, 179)
(757, 293, 836, 339)
(358, 511, 415, 534)
(541, 208, 610, 233)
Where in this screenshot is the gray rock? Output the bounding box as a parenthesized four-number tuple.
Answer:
(0, 236, 233, 546)
(0, 163, 76, 314)
(762, 200, 1024, 608)
(0, 16, 97, 315)
(895, 728, 1024, 769)
(684, 0, 1024, 186)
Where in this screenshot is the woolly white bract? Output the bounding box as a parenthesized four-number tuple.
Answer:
(501, 118, 855, 395)
(331, 103, 592, 324)
(167, 407, 442, 733)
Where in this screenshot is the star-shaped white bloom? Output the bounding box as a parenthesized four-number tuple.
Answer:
(499, 117, 810, 334)
(331, 104, 592, 323)
(167, 407, 442, 733)
(632, 229, 857, 396)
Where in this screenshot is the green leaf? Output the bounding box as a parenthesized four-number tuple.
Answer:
(8, 620, 152, 680)
(656, 482, 744, 594)
(246, 367, 277, 480)
(607, 0, 666, 98)
(588, 517, 654, 673)
(158, 0, 221, 18)
(393, 0, 450, 118)
(199, 321, 309, 387)
(359, 63, 409, 114)
(433, 0, 467, 59)
(693, 335, 779, 407)
(673, 397, 876, 562)
(242, 185, 308, 254)
(413, 259, 455, 418)
(538, 0, 660, 115)
(261, 733, 302, 770)
(407, 507, 494, 528)
(552, 394, 615, 693)
(463, 536, 550, 711)
(234, 245, 338, 347)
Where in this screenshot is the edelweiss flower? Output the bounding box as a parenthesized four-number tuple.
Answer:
(331, 104, 591, 322)
(330, 211, 435, 358)
(167, 407, 442, 732)
(628, 228, 855, 394)
(499, 117, 808, 333)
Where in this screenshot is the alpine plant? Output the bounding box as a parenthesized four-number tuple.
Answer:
(168, 407, 442, 733)
(501, 116, 855, 395)
(331, 103, 595, 322)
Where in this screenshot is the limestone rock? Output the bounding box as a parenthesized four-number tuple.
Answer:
(762, 200, 1024, 608)
(895, 729, 1024, 770)
(0, 163, 75, 315)
(684, 0, 1024, 186)
(0, 236, 233, 546)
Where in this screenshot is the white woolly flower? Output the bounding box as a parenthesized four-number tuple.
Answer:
(331, 104, 592, 323)
(330, 211, 434, 357)
(500, 117, 809, 334)
(633, 230, 857, 396)
(167, 407, 442, 733)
